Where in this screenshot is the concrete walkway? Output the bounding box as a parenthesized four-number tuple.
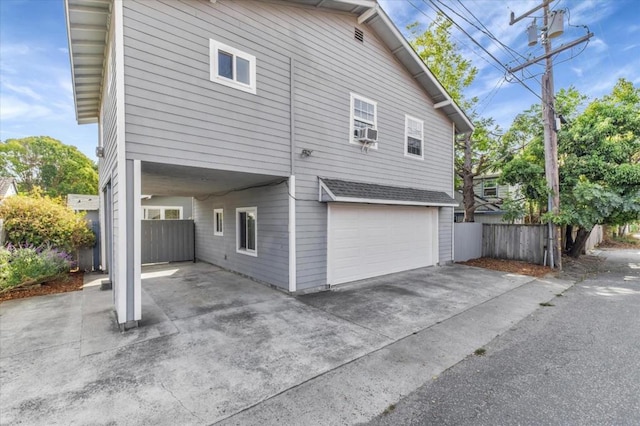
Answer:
(0, 262, 573, 425)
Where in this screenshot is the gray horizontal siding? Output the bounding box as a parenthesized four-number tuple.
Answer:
(193, 183, 289, 290)
(122, 0, 292, 176)
(120, 0, 456, 289)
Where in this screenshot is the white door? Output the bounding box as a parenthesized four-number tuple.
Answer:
(327, 204, 438, 285)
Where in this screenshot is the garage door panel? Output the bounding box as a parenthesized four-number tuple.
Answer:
(328, 204, 438, 285)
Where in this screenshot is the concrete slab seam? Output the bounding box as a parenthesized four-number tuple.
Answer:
(216, 276, 576, 425)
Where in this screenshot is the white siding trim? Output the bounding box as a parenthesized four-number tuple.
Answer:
(326, 203, 333, 286)
(209, 38, 257, 94)
(288, 175, 296, 292)
(236, 206, 258, 257)
(327, 197, 457, 207)
(142, 206, 184, 219)
(114, 0, 128, 324)
(133, 160, 142, 321)
(349, 92, 378, 150)
(213, 208, 224, 236)
(451, 121, 455, 263)
(404, 114, 424, 160)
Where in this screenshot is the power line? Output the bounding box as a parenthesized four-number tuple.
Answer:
(406, 0, 505, 76)
(422, 0, 545, 104)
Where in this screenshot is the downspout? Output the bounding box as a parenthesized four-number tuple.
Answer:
(288, 57, 297, 292)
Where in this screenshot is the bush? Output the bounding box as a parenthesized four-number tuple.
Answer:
(0, 190, 95, 252)
(0, 244, 74, 291)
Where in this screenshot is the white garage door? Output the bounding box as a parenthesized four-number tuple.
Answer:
(327, 203, 438, 285)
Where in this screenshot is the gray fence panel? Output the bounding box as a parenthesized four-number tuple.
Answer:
(141, 220, 194, 264)
(482, 224, 547, 265)
(454, 222, 483, 262)
(77, 220, 100, 272)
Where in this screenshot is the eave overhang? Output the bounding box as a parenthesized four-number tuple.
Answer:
(65, 0, 111, 124)
(320, 178, 459, 207)
(357, 5, 474, 135)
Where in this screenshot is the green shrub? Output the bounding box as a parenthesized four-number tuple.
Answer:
(0, 190, 95, 252)
(0, 244, 74, 291)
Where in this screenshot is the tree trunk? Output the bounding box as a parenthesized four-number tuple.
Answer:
(568, 227, 592, 258)
(565, 225, 574, 252)
(462, 134, 476, 222)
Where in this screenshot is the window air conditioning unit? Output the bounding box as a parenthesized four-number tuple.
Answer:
(356, 127, 378, 142)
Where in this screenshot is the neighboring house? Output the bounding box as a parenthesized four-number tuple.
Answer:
(0, 178, 18, 201)
(66, 0, 473, 328)
(141, 196, 193, 220)
(473, 174, 518, 203)
(453, 191, 506, 224)
(67, 194, 100, 222)
(454, 174, 521, 224)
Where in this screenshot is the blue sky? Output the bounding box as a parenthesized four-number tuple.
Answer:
(1, 0, 639, 161)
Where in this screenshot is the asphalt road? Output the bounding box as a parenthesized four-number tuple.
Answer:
(366, 248, 640, 426)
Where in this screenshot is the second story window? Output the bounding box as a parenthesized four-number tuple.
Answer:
(350, 93, 377, 147)
(405, 115, 424, 159)
(210, 39, 256, 94)
(483, 179, 498, 197)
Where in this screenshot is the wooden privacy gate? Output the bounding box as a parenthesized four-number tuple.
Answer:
(141, 220, 195, 264)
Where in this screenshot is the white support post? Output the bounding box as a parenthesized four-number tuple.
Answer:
(288, 175, 297, 293)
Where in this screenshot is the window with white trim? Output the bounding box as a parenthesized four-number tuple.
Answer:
(214, 208, 224, 236)
(236, 207, 257, 256)
(483, 179, 498, 197)
(210, 39, 256, 94)
(349, 93, 377, 147)
(405, 115, 424, 159)
(143, 206, 183, 220)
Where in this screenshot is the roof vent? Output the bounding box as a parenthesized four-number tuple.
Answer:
(354, 27, 364, 43)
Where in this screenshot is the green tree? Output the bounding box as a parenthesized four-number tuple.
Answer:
(502, 79, 640, 257)
(0, 136, 98, 197)
(501, 87, 588, 223)
(409, 14, 511, 222)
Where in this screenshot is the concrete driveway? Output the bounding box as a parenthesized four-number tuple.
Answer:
(0, 261, 571, 425)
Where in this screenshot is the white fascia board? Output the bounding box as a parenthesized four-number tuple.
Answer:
(331, 197, 459, 207)
(373, 8, 475, 134)
(357, 5, 379, 24)
(318, 180, 337, 201)
(64, 0, 80, 123)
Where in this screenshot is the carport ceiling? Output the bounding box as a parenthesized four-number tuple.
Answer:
(141, 162, 287, 197)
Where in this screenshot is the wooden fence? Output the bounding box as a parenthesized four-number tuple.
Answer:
(482, 224, 548, 265)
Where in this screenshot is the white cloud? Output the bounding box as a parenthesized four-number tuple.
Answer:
(0, 96, 52, 120)
(571, 67, 583, 77)
(622, 44, 638, 52)
(2, 81, 43, 101)
(588, 38, 608, 52)
(58, 47, 69, 54)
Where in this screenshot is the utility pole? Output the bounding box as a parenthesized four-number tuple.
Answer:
(508, 2, 593, 270)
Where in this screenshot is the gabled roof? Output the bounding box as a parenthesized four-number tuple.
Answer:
(67, 194, 100, 211)
(320, 178, 458, 207)
(65, 0, 473, 133)
(0, 178, 18, 197)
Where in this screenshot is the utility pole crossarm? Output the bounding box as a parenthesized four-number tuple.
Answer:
(509, 0, 553, 25)
(508, 33, 594, 74)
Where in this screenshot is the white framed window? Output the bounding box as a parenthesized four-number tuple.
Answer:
(143, 206, 183, 220)
(214, 208, 224, 236)
(210, 39, 256, 94)
(236, 207, 257, 256)
(349, 93, 378, 149)
(483, 179, 498, 197)
(405, 115, 424, 159)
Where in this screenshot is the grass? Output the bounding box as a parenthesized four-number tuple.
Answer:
(474, 348, 486, 356)
(382, 404, 396, 415)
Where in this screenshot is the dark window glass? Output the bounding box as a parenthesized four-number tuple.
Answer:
(218, 51, 233, 79)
